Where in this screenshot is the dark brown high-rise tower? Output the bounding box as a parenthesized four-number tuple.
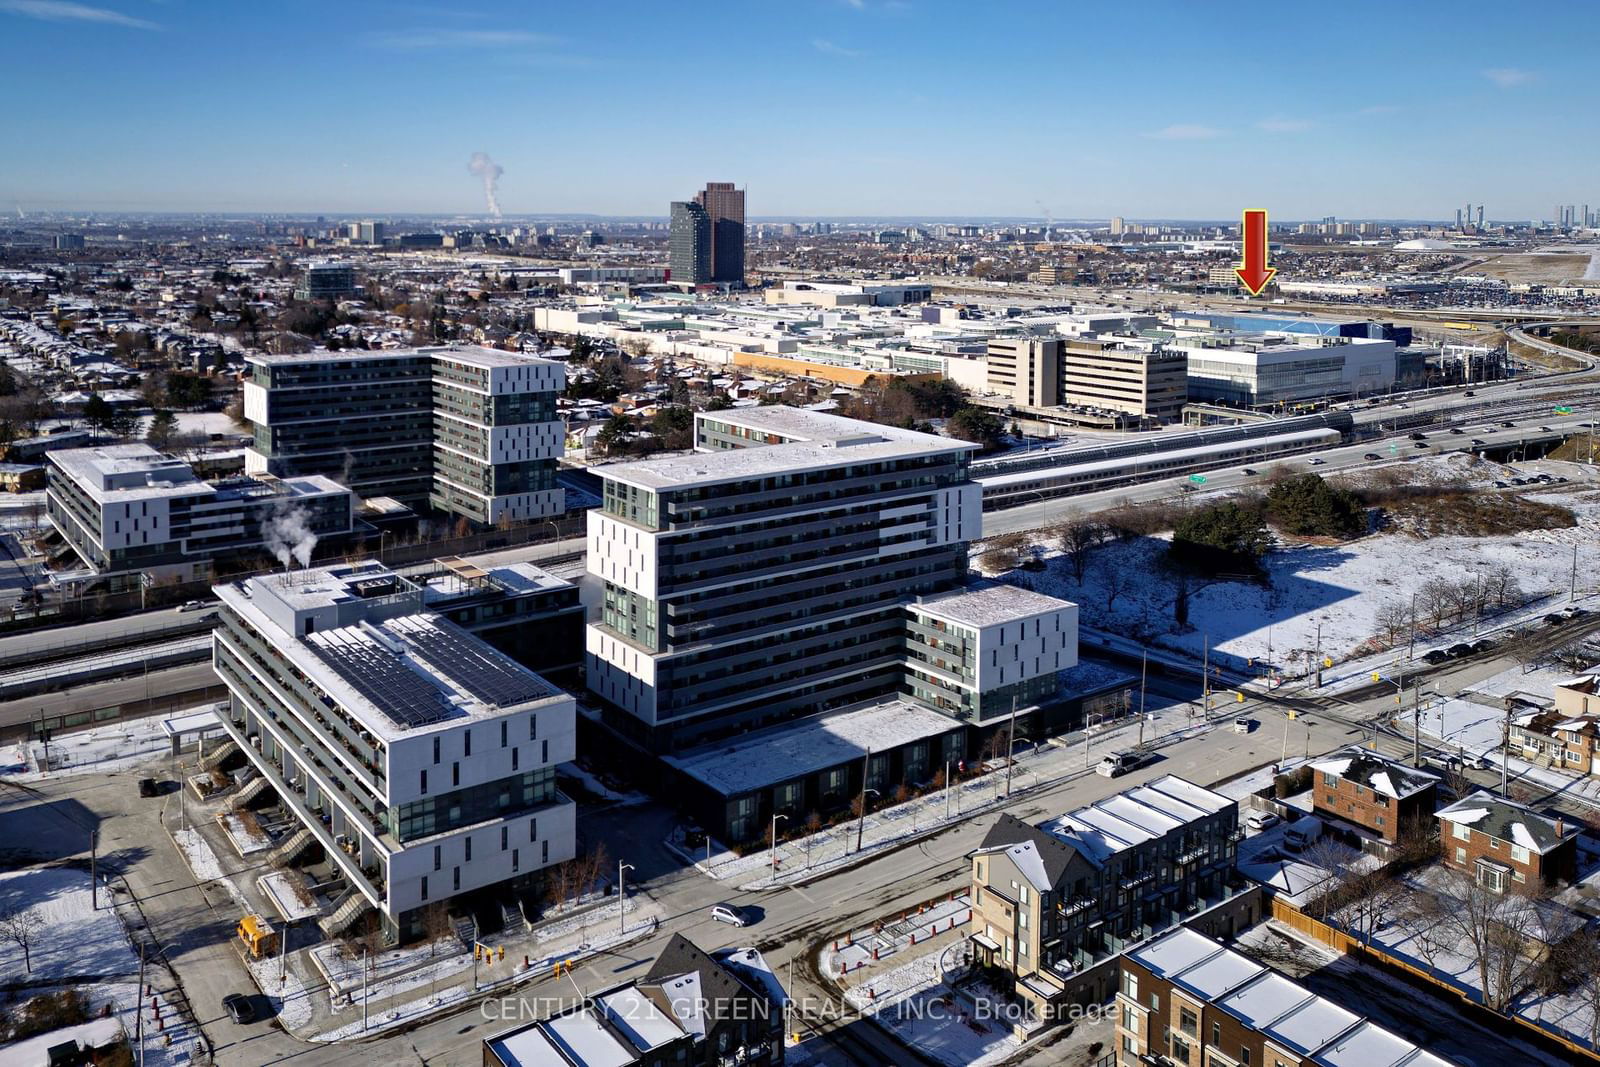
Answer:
(694, 182, 745, 284)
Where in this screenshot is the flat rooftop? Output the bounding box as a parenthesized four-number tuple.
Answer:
(1037, 774, 1231, 866)
(665, 698, 961, 797)
(49, 444, 346, 504)
(217, 567, 566, 741)
(913, 582, 1075, 629)
(1128, 928, 1458, 1066)
(249, 343, 559, 371)
(599, 408, 973, 492)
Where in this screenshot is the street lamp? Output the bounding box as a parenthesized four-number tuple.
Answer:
(617, 861, 634, 936)
(769, 815, 787, 884)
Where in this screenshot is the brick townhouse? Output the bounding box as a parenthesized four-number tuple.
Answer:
(1115, 926, 1457, 1067)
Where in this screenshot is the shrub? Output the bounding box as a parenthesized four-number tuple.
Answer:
(1265, 474, 1367, 538)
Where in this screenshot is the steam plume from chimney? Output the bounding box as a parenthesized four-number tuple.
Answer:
(468, 152, 504, 219)
(263, 500, 318, 570)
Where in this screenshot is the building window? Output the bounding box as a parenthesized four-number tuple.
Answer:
(1452, 821, 1471, 841)
(501, 826, 508, 850)
(529, 714, 538, 740)
(420, 875, 428, 901)
(1212, 1022, 1221, 1046)
(464, 729, 472, 757)
(512, 747, 519, 771)
(420, 769, 428, 795)
(433, 737, 440, 765)
(501, 721, 508, 748)
(453, 762, 460, 787)
(512, 849, 520, 873)
(1180, 1007, 1197, 1038)
(529, 817, 537, 841)
(453, 867, 460, 892)
(1121, 972, 1138, 1001)
(433, 845, 441, 871)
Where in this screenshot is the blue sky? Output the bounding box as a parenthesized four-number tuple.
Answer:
(0, 0, 1592, 220)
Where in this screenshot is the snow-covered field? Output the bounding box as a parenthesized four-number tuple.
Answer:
(993, 463, 1600, 677)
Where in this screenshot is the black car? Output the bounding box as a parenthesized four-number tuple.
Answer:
(1546, 614, 1567, 626)
(1409, 432, 1427, 441)
(1413, 442, 1429, 449)
(1470, 639, 1495, 653)
(1363, 452, 1381, 460)
(137, 778, 159, 798)
(1447, 643, 1473, 658)
(1422, 649, 1450, 665)
(1502, 420, 1517, 428)
(222, 994, 256, 1024)
(1471, 439, 1485, 447)
(1449, 427, 1464, 435)
(1464, 390, 1476, 397)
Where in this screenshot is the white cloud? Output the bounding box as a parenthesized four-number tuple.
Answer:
(0, 0, 156, 28)
(367, 28, 560, 49)
(812, 38, 865, 58)
(1146, 124, 1222, 141)
(1255, 117, 1314, 133)
(1483, 67, 1534, 88)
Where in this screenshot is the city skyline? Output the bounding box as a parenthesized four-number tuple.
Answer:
(0, 0, 1594, 220)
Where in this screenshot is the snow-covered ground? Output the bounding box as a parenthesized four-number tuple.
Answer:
(0, 868, 201, 1067)
(2, 713, 190, 779)
(993, 463, 1600, 681)
(836, 945, 1025, 1067)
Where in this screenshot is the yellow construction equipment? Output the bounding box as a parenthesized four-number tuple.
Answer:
(237, 914, 279, 958)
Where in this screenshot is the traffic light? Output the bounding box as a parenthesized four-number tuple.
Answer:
(1235, 692, 1245, 703)
(1372, 671, 1382, 682)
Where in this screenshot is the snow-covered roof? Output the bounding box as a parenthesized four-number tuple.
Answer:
(1435, 789, 1576, 855)
(1311, 746, 1437, 799)
(542, 1008, 636, 1067)
(1039, 774, 1232, 867)
(1129, 928, 1459, 1066)
(665, 698, 960, 797)
(596, 986, 684, 1052)
(1005, 840, 1051, 892)
(911, 582, 1075, 630)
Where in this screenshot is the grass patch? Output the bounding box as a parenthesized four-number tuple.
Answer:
(1384, 491, 1576, 538)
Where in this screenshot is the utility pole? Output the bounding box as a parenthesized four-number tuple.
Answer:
(1413, 683, 1421, 764)
(90, 830, 97, 910)
(1137, 652, 1148, 747)
(1502, 700, 1513, 795)
(854, 748, 872, 854)
(1314, 623, 1323, 688)
(135, 941, 145, 1067)
(1572, 544, 1579, 605)
(362, 947, 369, 1031)
(1407, 591, 1417, 663)
(1004, 697, 1018, 798)
(944, 759, 951, 821)
(1202, 634, 1211, 721)
(37, 709, 49, 773)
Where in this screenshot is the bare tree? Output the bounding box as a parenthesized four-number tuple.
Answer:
(1301, 838, 1363, 923)
(423, 901, 453, 958)
(1375, 600, 1413, 648)
(1393, 892, 1451, 978)
(1102, 561, 1131, 610)
(1438, 869, 1554, 1013)
(1057, 521, 1104, 585)
(0, 906, 44, 973)
(1566, 933, 1600, 1051)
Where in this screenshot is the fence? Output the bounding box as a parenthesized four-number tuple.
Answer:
(1268, 896, 1600, 1063)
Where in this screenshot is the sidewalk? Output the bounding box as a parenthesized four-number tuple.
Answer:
(668, 697, 1225, 891)
(823, 893, 972, 981)
(161, 782, 662, 1043)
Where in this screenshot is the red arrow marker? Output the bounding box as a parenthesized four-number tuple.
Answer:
(1234, 208, 1276, 296)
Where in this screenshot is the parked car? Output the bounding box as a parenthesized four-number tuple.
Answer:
(1470, 639, 1495, 654)
(1492, 480, 1508, 488)
(1447, 643, 1473, 658)
(1545, 614, 1567, 626)
(1363, 452, 1381, 460)
(222, 994, 256, 1024)
(710, 903, 755, 927)
(1422, 649, 1450, 665)
(137, 778, 159, 798)
(1233, 718, 1252, 734)
(1245, 811, 1280, 832)
(1283, 817, 1323, 852)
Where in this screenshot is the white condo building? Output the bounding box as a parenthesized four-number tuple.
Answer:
(211, 562, 576, 942)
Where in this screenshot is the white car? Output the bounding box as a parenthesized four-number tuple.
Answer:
(1307, 457, 1326, 466)
(710, 903, 751, 927)
(178, 600, 208, 612)
(1245, 811, 1280, 832)
(1232, 718, 1251, 734)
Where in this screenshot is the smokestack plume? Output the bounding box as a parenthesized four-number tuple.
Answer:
(263, 500, 319, 572)
(468, 152, 504, 219)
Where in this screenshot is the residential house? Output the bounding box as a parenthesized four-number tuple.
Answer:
(1309, 747, 1438, 846)
(483, 935, 786, 1067)
(1507, 708, 1598, 776)
(1436, 789, 1581, 891)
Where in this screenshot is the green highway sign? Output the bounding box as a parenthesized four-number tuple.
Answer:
(1189, 474, 1207, 484)
(1554, 406, 1574, 415)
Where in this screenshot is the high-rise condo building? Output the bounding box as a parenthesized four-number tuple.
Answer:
(244, 345, 565, 525)
(669, 201, 711, 285)
(695, 181, 746, 284)
(211, 561, 577, 943)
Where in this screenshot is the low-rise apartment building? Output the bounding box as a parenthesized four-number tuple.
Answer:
(210, 561, 576, 943)
(1115, 926, 1456, 1067)
(1508, 706, 1599, 775)
(1436, 789, 1580, 891)
(969, 775, 1253, 1014)
(483, 935, 785, 1067)
(47, 443, 352, 586)
(1309, 747, 1438, 845)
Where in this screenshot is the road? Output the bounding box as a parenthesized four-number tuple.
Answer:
(4, 679, 1369, 1067)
